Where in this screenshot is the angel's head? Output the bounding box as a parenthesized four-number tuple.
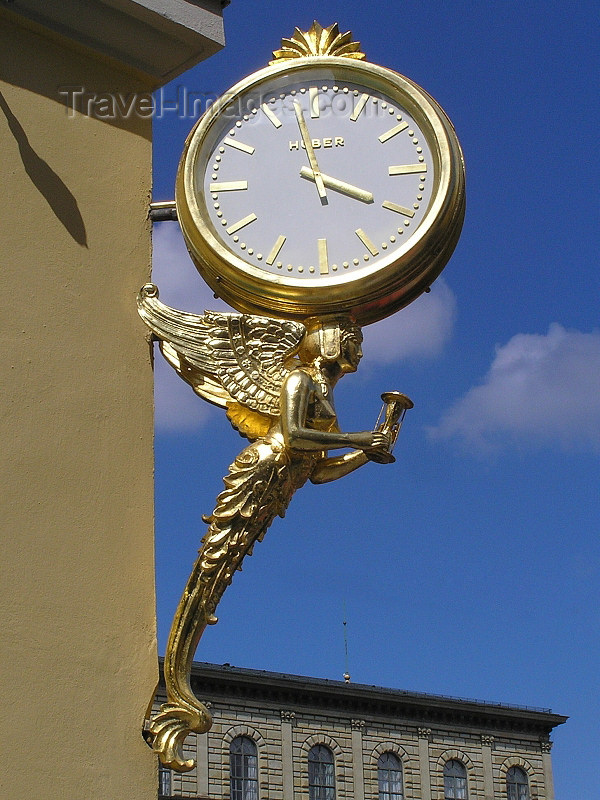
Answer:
(300, 317, 363, 375)
(338, 321, 363, 373)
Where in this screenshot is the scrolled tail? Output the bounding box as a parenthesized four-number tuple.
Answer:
(148, 699, 212, 771)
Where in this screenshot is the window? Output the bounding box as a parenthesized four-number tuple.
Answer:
(308, 744, 336, 800)
(230, 736, 258, 800)
(444, 759, 468, 800)
(378, 751, 404, 800)
(506, 766, 530, 800)
(158, 761, 171, 798)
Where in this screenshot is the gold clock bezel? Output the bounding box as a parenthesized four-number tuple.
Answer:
(176, 56, 465, 325)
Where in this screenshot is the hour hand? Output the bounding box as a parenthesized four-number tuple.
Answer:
(300, 167, 374, 204)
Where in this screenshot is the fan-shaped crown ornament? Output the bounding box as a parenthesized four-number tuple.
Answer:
(270, 21, 366, 64)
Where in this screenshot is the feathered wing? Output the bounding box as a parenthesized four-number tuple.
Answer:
(137, 284, 305, 438)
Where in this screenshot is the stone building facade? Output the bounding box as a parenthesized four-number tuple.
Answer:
(154, 661, 566, 800)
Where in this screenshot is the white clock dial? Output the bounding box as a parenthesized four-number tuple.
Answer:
(200, 70, 433, 279)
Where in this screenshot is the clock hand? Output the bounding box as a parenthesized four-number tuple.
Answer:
(293, 101, 328, 204)
(300, 167, 374, 204)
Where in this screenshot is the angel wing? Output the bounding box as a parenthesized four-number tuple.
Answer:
(137, 284, 306, 439)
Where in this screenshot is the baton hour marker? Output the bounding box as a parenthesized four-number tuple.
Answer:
(382, 200, 415, 218)
(378, 121, 409, 143)
(389, 164, 427, 176)
(355, 228, 379, 257)
(261, 102, 282, 128)
(210, 180, 248, 192)
(350, 93, 369, 122)
(266, 235, 286, 266)
(226, 213, 257, 235)
(224, 138, 255, 155)
(309, 87, 320, 118)
(318, 238, 329, 274)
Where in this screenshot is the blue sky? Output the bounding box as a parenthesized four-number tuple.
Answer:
(150, 3, 599, 797)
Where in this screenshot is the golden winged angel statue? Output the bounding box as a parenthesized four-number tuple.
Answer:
(137, 283, 412, 769)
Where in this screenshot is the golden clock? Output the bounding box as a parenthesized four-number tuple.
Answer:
(176, 24, 465, 325)
(176, 25, 464, 325)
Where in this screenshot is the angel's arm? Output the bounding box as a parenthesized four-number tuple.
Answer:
(281, 370, 388, 453)
(309, 449, 370, 484)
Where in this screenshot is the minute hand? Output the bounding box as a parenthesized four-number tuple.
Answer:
(293, 102, 327, 203)
(300, 167, 374, 204)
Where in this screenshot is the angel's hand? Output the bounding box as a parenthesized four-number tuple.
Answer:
(346, 430, 389, 451)
(363, 430, 392, 452)
(362, 430, 395, 465)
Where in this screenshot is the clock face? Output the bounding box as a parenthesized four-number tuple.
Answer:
(177, 57, 464, 323)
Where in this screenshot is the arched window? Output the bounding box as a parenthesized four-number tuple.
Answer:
(158, 761, 171, 798)
(229, 736, 258, 800)
(378, 751, 404, 799)
(506, 766, 530, 800)
(308, 744, 336, 800)
(444, 759, 468, 800)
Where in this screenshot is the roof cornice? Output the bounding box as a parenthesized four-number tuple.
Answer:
(176, 660, 567, 737)
(3, 0, 227, 86)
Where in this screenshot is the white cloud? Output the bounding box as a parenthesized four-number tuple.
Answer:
(429, 324, 600, 453)
(151, 222, 232, 431)
(151, 221, 233, 315)
(362, 279, 456, 363)
(153, 353, 215, 431)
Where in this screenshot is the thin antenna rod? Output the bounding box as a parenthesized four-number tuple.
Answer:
(343, 600, 350, 682)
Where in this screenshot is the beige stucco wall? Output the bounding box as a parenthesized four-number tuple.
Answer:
(0, 13, 157, 799)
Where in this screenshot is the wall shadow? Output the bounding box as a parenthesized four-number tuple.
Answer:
(0, 89, 88, 247)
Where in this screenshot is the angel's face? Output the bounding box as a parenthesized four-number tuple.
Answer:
(338, 331, 363, 373)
